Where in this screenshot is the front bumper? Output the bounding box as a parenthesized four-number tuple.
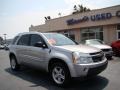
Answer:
(73, 59, 108, 77)
(104, 51, 113, 57)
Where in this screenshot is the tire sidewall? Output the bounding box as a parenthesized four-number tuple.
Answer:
(50, 62, 70, 86)
(10, 56, 19, 70)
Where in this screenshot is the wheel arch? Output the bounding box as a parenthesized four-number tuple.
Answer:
(48, 58, 71, 76)
(9, 52, 16, 59)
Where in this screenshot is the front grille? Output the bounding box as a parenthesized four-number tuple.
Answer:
(92, 55, 103, 62)
(90, 51, 104, 62)
(102, 49, 111, 52)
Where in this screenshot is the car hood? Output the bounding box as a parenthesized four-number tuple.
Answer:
(55, 44, 100, 53)
(88, 44, 112, 49)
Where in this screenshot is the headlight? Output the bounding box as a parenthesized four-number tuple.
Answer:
(78, 57, 93, 64)
(72, 52, 93, 64)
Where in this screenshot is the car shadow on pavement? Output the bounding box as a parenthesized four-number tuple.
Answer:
(5, 67, 109, 90)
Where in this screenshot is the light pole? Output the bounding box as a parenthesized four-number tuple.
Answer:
(3, 34, 7, 44)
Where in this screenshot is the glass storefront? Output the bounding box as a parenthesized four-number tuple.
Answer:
(117, 25, 120, 40)
(63, 30, 75, 40)
(80, 27, 103, 41)
(57, 30, 75, 41)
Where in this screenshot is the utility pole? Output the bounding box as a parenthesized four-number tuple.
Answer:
(3, 34, 7, 44)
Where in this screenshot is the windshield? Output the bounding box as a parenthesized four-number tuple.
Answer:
(43, 33, 77, 46)
(86, 39, 103, 45)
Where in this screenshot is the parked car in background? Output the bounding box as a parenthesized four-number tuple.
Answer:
(0, 44, 4, 49)
(81, 39, 113, 59)
(111, 40, 120, 56)
(9, 32, 108, 86)
(4, 44, 9, 50)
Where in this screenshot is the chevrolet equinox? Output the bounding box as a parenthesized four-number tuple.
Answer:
(9, 32, 108, 86)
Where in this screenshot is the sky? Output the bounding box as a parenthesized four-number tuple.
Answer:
(0, 0, 120, 39)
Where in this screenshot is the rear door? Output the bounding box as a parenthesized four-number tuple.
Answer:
(16, 34, 31, 64)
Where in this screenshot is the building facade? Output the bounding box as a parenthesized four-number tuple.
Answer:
(29, 5, 120, 44)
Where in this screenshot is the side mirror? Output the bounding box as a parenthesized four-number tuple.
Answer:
(34, 42, 46, 48)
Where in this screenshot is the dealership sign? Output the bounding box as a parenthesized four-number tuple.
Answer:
(67, 11, 120, 25)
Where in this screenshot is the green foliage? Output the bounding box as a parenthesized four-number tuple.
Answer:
(72, 4, 91, 14)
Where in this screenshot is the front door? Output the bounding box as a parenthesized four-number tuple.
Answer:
(27, 34, 49, 69)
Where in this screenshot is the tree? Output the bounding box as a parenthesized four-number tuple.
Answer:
(72, 4, 91, 14)
(74, 5, 78, 13)
(58, 13, 62, 17)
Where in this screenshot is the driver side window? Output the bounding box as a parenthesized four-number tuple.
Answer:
(30, 34, 45, 46)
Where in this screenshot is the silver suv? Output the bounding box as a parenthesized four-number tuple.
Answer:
(9, 32, 108, 86)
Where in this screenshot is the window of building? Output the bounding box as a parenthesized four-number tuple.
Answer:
(63, 30, 75, 40)
(117, 24, 120, 30)
(69, 30, 75, 40)
(117, 24, 120, 40)
(64, 31, 69, 37)
(80, 27, 103, 41)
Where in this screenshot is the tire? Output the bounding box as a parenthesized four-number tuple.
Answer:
(106, 56, 112, 60)
(50, 62, 71, 87)
(10, 56, 20, 71)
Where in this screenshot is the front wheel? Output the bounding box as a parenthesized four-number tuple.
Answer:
(10, 56, 20, 71)
(50, 63, 71, 87)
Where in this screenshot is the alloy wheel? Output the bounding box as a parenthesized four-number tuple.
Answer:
(52, 66, 65, 84)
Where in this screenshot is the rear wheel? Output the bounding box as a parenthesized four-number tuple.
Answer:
(10, 56, 20, 71)
(50, 62, 71, 87)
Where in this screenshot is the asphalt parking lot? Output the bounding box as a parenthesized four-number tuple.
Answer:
(0, 50, 120, 90)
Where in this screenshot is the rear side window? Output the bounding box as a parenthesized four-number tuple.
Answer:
(30, 34, 45, 46)
(17, 34, 30, 46)
(12, 36, 19, 45)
